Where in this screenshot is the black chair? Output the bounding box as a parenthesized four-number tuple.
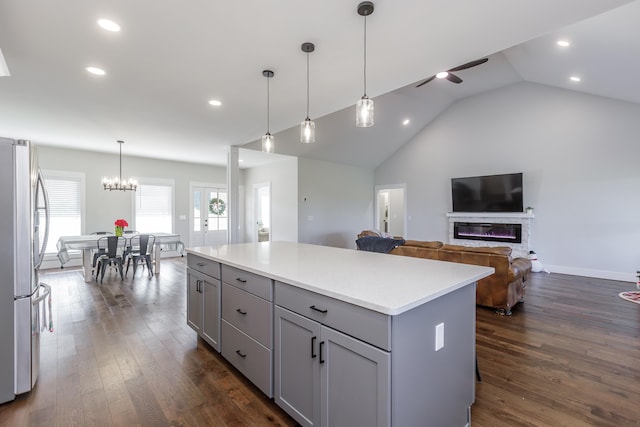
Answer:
(90, 231, 113, 273)
(95, 236, 126, 284)
(126, 234, 155, 278)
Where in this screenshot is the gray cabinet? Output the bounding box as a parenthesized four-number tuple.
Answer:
(274, 289, 390, 427)
(187, 255, 221, 351)
(220, 266, 273, 397)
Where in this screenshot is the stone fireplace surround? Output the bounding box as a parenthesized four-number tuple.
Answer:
(446, 212, 534, 258)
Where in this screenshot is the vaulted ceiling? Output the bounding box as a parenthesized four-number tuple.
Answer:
(0, 0, 636, 169)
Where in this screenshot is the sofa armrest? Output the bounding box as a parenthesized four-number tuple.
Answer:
(508, 258, 532, 282)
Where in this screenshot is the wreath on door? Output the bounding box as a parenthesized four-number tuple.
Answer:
(209, 197, 226, 216)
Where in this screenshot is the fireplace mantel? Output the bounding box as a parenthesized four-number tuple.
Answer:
(446, 212, 534, 258)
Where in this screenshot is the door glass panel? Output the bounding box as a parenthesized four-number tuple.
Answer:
(193, 190, 201, 231)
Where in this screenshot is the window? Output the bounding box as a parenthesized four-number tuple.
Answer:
(42, 171, 84, 254)
(134, 180, 174, 233)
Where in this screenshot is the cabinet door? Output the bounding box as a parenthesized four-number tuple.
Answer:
(320, 326, 390, 427)
(186, 269, 203, 333)
(274, 306, 321, 427)
(201, 277, 220, 352)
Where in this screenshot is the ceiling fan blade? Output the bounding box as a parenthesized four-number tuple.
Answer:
(448, 58, 488, 72)
(416, 75, 436, 87)
(446, 73, 463, 84)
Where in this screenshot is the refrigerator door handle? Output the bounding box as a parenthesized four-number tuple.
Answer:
(33, 169, 49, 270)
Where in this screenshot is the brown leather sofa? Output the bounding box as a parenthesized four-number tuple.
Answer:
(357, 232, 532, 315)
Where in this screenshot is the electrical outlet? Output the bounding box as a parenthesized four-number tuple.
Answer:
(435, 322, 444, 351)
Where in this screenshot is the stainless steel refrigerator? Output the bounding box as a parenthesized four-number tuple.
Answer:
(0, 138, 51, 404)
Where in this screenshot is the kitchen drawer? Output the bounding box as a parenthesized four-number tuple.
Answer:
(221, 265, 272, 301)
(221, 282, 271, 348)
(187, 255, 220, 279)
(274, 281, 391, 351)
(221, 320, 272, 397)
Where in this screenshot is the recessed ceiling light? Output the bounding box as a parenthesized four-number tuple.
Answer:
(557, 40, 571, 47)
(86, 66, 106, 76)
(436, 71, 449, 79)
(570, 76, 581, 82)
(208, 100, 222, 107)
(402, 119, 410, 126)
(98, 19, 121, 32)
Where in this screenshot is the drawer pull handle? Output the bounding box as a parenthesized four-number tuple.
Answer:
(236, 308, 247, 315)
(196, 262, 206, 267)
(236, 350, 247, 358)
(310, 305, 328, 314)
(236, 278, 247, 283)
(319, 341, 325, 364)
(311, 336, 317, 359)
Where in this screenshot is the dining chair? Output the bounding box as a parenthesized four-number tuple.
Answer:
(90, 231, 114, 273)
(95, 235, 126, 284)
(125, 234, 156, 278)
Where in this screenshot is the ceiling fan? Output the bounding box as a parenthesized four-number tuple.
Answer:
(416, 58, 489, 87)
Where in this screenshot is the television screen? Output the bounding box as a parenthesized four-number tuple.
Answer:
(451, 173, 523, 213)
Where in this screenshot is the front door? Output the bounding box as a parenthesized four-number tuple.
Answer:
(191, 186, 228, 247)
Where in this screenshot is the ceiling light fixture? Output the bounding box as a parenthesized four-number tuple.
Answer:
(98, 19, 121, 32)
(208, 99, 222, 106)
(262, 70, 275, 154)
(356, 1, 375, 128)
(436, 71, 449, 79)
(402, 119, 410, 126)
(102, 140, 137, 191)
(557, 40, 571, 47)
(300, 42, 316, 144)
(570, 76, 581, 82)
(86, 66, 106, 76)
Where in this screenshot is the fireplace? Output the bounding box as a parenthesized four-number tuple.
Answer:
(453, 222, 522, 244)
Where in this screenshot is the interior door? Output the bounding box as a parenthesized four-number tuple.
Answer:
(375, 185, 406, 238)
(253, 183, 271, 242)
(191, 186, 228, 247)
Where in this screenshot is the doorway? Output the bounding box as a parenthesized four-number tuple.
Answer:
(253, 183, 271, 242)
(375, 184, 406, 238)
(191, 185, 229, 247)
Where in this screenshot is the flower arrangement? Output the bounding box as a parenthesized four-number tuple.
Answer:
(114, 219, 128, 236)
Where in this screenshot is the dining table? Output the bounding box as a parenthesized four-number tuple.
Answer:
(56, 232, 184, 283)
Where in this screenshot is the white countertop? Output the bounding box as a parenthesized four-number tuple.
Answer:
(187, 242, 494, 316)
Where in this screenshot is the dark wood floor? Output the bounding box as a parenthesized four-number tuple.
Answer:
(1, 258, 639, 426)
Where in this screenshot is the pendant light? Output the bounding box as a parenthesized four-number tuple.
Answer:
(356, 1, 374, 128)
(102, 140, 137, 191)
(262, 69, 275, 153)
(300, 42, 316, 143)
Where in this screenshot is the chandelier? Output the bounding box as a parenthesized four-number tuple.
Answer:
(102, 140, 137, 191)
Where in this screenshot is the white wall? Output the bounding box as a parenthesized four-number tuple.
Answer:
(37, 145, 225, 249)
(376, 82, 640, 281)
(242, 156, 298, 243)
(298, 158, 374, 249)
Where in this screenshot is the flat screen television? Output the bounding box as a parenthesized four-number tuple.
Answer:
(451, 172, 523, 213)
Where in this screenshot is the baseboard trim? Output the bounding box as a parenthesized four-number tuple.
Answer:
(546, 264, 635, 283)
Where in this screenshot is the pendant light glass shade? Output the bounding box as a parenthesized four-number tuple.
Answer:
(356, 2, 374, 128)
(262, 132, 274, 153)
(356, 96, 374, 127)
(262, 70, 275, 153)
(300, 42, 316, 143)
(300, 118, 315, 143)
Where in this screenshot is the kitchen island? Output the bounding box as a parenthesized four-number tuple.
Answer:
(186, 241, 494, 427)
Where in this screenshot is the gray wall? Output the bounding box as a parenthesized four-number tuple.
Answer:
(298, 158, 374, 249)
(376, 82, 640, 281)
(37, 145, 225, 246)
(242, 155, 299, 243)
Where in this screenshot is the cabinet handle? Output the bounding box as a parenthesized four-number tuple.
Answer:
(236, 308, 247, 315)
(310, 305, 328, 314)
(236, 278, 247, 283)
(196, 262, 206, 267)
(196, 279, 201, 293)
(235, 350, 247, 358)
(319, 341, 325, 364)
(311, 336, 317, 359)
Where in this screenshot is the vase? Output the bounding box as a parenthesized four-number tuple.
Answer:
(115, 226, 123, 236)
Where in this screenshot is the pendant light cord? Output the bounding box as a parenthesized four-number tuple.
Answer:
(266, 75, 270, 132)
(306, 51, 310, 119)
(363, 14, 368, 97)
(118, 140, 123, 182)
